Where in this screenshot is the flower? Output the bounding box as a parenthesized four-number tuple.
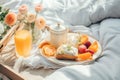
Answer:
(26, 13, 36, 23)
(4, 12, 17, 26)
(35, 17, 46, 29)
(19, 4, 28, 14)
(17, 12, 25, 20)
(35, 4, 43, 13)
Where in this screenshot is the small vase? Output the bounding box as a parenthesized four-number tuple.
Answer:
(32, 26, 42, 44)
(23, 23, 42, 44)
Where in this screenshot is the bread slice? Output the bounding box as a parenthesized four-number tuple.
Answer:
(56, 54, 77, 60)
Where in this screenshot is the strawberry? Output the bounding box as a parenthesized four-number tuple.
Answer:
(86, 49, 94, 55)
(84, 41, 91, 48)
(78, 45, 87, 53)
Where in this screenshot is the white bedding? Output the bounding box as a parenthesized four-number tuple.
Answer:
(2, 0, 120, 26)
(45, 19, 120, 80)
(1, 0, 120, 80)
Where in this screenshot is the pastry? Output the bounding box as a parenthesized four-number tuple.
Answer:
(56, 44, 78, 60)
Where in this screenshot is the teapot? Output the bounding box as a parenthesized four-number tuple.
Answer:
(50, 23, 68, 48)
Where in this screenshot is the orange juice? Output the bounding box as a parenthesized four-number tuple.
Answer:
(14, 30, 32, 57)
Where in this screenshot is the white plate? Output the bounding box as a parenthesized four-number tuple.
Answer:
(40, 33, 102, 66)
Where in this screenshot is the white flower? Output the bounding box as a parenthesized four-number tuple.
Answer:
(19, 4, 28, 14)
(35, 4, 43, 13)
(17, 13, 25, 20)
(35, 17, 46, 29)
(27, 13, 36, 23)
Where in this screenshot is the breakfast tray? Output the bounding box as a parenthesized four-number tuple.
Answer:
(0, 23, 25, 80)
(0, 63, 24, 80)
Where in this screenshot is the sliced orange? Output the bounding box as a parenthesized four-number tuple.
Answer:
(77, 52, 92, 61)
(42, 45, 56, 57)
(88, 41, 98, 53)
(79, 34, 88, 44)
(38, 41, 51, 48)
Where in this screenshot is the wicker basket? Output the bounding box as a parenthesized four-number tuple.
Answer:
(0, 23, 24, 52)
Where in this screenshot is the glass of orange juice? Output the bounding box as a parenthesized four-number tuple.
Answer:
(14, 30, 32, 58)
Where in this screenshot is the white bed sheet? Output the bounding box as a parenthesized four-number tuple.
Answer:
(45, 18, 120, 80)
(1, 0, 120, 80)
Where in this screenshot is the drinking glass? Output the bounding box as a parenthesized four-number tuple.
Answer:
(14, 30, 32, 58)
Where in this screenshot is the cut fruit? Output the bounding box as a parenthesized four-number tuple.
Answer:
(77, 52, 92, 61)
(84, 41, 91, 48)
(86, 49, 94, 55)
(78, 44, 87, 53)
(42, 45, 56, 57)
(88, 41, 98, 53)
(79, 34, 88, 44)
(38, 41, 51, 48)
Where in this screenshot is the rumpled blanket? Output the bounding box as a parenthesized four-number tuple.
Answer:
(45, 19, 120, 80)
(1, 0, 120, 80)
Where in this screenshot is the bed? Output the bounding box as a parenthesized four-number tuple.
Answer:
(1, 0, 120, 80)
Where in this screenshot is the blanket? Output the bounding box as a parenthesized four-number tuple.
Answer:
(2, 0, 120, 26)
(1, 0, 120, 80)
(45, 18, 120, 80)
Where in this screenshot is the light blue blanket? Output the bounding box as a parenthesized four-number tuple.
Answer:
(45, 19, 120, 80)
(1, 0, 120, 80)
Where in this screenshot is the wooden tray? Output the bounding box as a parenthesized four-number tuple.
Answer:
(0, 63, 24, 80)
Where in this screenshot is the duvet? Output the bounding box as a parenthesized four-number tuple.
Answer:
(45, 19, 120, 80)
(1, 0, 120, 80)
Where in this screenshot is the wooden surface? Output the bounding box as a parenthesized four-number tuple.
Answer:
(0, 64, 25, 80)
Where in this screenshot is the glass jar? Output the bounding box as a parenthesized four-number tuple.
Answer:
(50, 23, 68, 48)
